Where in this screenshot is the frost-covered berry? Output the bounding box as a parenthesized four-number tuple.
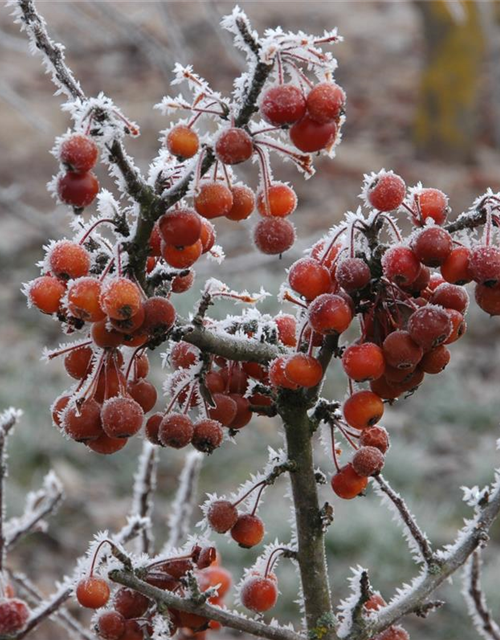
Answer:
(64, 399, 103, 442)
(59, 134, 99, 173)
(430, 282, 469, 313)
(48, 240, 91, 280)
(101, 397, 144, 438)
(285, 353, 323, 388)
(306, 82, 346, 124)
(441, 247, 472, 285)
(469, 245, 500, 286)
(142, 296, 176, 338)
(114, 587, 150, 619)
(192, 419, 224, 453)
(240, 576, 278, 612)
(360, 425, 390, 454)
(352, 446, 385, 477)
(407, 306, 452, 351)
(227, 185, 255, 221)
(268, 357, 299, 390)
(215, 127, 253, 165)
(100, 278, 142, 321)
(382, 246, 420, 287)
(97, 611, 126, 640)
(382, 330, 423, 370)
(308, 293, 353, 335)
(260, 84, 306, 126)
(159, 413, 194, 448)
(419, 345, 451, 374)
(207, 499, 239, 533)
(413, 227, 452, 267)
(365, 171, 406, 212)
(194, 182, 233, 219)
(27, 275, 66, 314)
(253, 217, 295, 255)
(475, 283, 500, 316)
(0, 599, 30, 636)
(413, 188, 448, 226)
(208, 393, 238, 425)
(336, 257, 371, 291)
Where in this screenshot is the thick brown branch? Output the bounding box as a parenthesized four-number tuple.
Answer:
(109, 569, 304, 640)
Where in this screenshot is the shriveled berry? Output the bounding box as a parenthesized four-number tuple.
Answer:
(360, 425, 390, 454)
(352, 446, 385, 477)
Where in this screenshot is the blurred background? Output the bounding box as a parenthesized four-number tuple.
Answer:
(1, 1, 500, 638)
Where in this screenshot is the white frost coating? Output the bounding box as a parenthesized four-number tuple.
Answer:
(372, 480, 431, 565)
(4, 471, 64, 544)
(461, 485, 489, 508)
(164, 450, 204, 552)
(336, 565, 370, 638)
(130, 441, 158, 553)
(0, 407, 23, 431)
(462, 552, 500, 640)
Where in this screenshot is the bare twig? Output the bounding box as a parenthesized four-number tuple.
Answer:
(373, 474, 435, 566)
(463, 549, 500, 640)
(0, 408, 22, 573)
(164, 451, 203, 552)
(131, 441, 158, 555)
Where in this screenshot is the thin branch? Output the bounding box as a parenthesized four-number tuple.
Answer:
(463, 549, 500, 640)
(164, 451, 203, 552)
(109, 569, 304, 640)
(347, 473, 500, 640)
(9, 572, 96, 640)
(131, 442, 158, 555)
(15, 587, 73, 640)
(373, 474, 435, 566)
(0, 408, 22, 573)
(6, 472, 64, 550)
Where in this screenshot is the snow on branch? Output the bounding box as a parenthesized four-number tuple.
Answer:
(463, 549, 500, 640)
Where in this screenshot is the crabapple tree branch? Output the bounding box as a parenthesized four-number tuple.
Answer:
(463, 549, 500, 640)
(109, 569, 305, 640)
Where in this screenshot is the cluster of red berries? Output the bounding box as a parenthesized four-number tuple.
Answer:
(206, 496, 265, 549)
(26, 233, 180, 453)
(56, 133, 100, 211)
(0, 589, 30, 637)
(76, 543, 231, 640)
